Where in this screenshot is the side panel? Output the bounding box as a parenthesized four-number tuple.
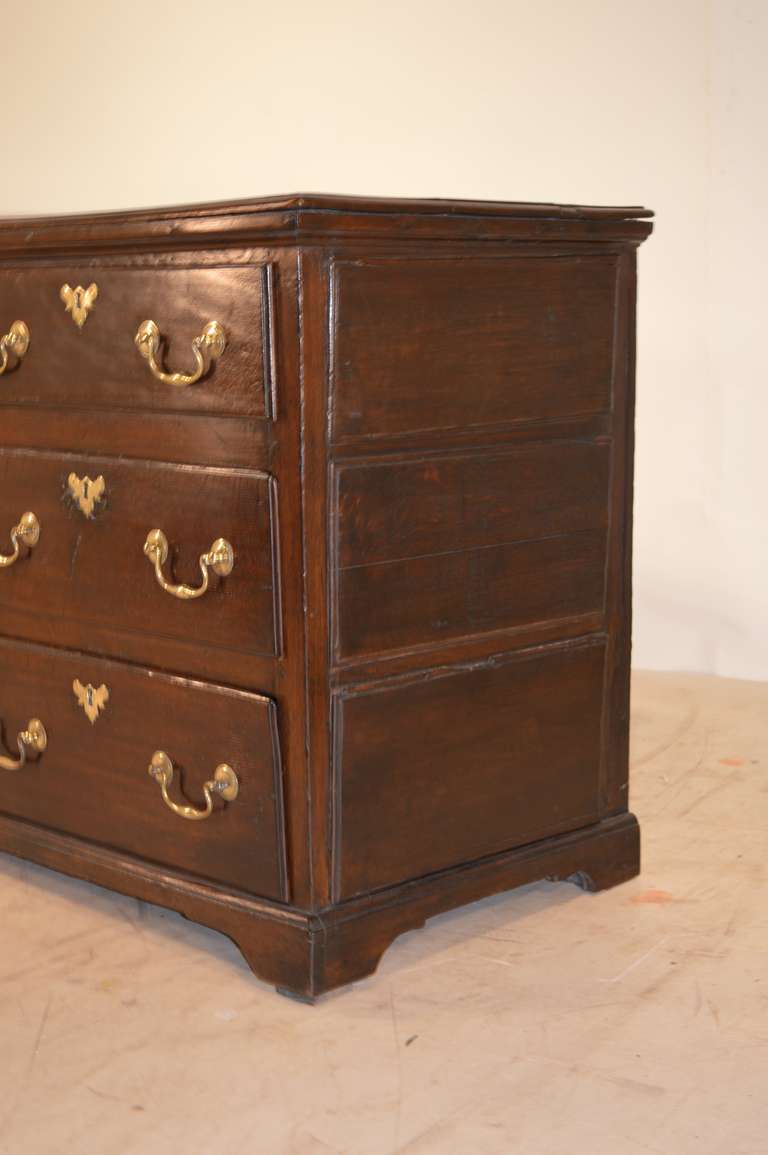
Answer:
(321, 245, 637, 903)
(333, 640, 606, 899)
(333, 440, 610, 660)
(329, 255, 617, 443)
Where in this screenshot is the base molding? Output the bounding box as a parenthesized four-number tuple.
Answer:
(0, 810, 639, 1000)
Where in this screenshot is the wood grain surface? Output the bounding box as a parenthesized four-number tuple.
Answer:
(0, 449, 280, 663)
(0, 262, 274, 418)
(332, 638, 607, 899)
(0, 636, 287, 898)
(329, 255, 618, 443)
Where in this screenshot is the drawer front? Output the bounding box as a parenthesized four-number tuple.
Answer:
(329, 255, 618, 443)
(333, 440, 610, 660)
(0, 263, 274, 418)
(0, 451, 279, 661)
(0, 638, 287, 898)
(333, 640, 606, 899)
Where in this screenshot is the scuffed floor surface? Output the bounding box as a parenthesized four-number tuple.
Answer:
(1, 672, 766, 1154)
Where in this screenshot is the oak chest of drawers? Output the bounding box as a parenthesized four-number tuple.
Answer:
(0, 194, 653, 999)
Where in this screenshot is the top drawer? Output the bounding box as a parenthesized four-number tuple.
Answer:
(0, 262, 275, 418)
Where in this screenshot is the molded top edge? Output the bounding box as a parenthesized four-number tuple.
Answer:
(0, 192, 654, 229)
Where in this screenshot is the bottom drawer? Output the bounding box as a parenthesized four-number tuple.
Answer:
(0, 638, 287, 900)
(333, 638, 607, 899)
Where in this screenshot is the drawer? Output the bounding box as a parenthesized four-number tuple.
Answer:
(333, 639, 606, 899)
(333, 440, 610, 660)
(0, 450, 280, 662)
(0, 262, 275, 418)
(0, 638, 287, 899)
(329, 255, 619, 444)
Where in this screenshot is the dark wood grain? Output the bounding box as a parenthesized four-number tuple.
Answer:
(336, 530, 607, 659)
(0, 195, 652, 258)
(315, 811, 640, 997)
(0, 404, 273, 470)
(329, 255, 619, 443)
(336, 440, 610, 567)
(601, 250, 637, 814)
(0, 449, 280, 662)
(0, 636, 287, 898)
(333, 439, 610, 659)
(0, 194, 652, 997)
(332, 639, 607, 899)
(0, 262, 274, 417)
(298, 250, 336, 906)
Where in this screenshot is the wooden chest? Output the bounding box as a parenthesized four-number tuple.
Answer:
(0, 194, 653, 999)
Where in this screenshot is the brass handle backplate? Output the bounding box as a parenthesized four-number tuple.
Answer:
(0, 512, 40, 568)
(0, 718, 47, 772)
(143, 528, 234, 600)
(148, 751, 239, 821)
(134, 319, 226, 386)
(0, 321, 30, 376)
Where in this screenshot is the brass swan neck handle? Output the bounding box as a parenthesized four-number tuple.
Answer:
(143, 529, 234, 601)
(0, 512, 40, 568)
(0, 718, 47, 772)
(148, 751, 239, 821)
(0, 321, 30, 376)
(134, 319, 226, 387)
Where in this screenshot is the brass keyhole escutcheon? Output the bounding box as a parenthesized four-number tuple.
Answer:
(60, 283, 98, 329)
(67, 473, 106, 520)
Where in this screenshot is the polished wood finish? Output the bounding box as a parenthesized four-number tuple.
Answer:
(334, 439, 610, 657)
(0, 194, 652, 256)
(0, 194, 652, 999)
(336, 529, 607, 659)
(0, 262, 275, 418)
(0, 449, 280, 664)
(333, 638, 607, 899)
(329, 256, 618, 442)
(0, 637, 286, 898)
(336, 440, 611, 566)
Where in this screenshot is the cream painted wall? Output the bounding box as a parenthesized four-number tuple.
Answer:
(1, 0, 764, 678)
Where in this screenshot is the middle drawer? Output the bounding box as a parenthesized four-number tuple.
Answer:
(0, 450, 280, 667)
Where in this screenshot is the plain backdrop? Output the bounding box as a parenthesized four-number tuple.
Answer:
(1, 0, 765, 680)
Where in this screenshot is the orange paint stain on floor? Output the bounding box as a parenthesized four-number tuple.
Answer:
(630, 889, 676, 905)
(719, 757, 746, 766)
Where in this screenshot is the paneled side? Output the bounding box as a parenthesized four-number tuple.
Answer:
(333, 440, 610, 660)
(333, 639, 606, 900)
(329, 255, 618, 443)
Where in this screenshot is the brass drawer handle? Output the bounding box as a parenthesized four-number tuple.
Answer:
(134, 318, 226, 386)
(0, 718, 47, 772)
(0, 512, 40, 568)
(143, 528, 234, 601)
(0, 321, 30, 376)
(148, 751, 239, 821)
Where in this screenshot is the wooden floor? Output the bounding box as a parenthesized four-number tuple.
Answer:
(1, 671, 766, 1154)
